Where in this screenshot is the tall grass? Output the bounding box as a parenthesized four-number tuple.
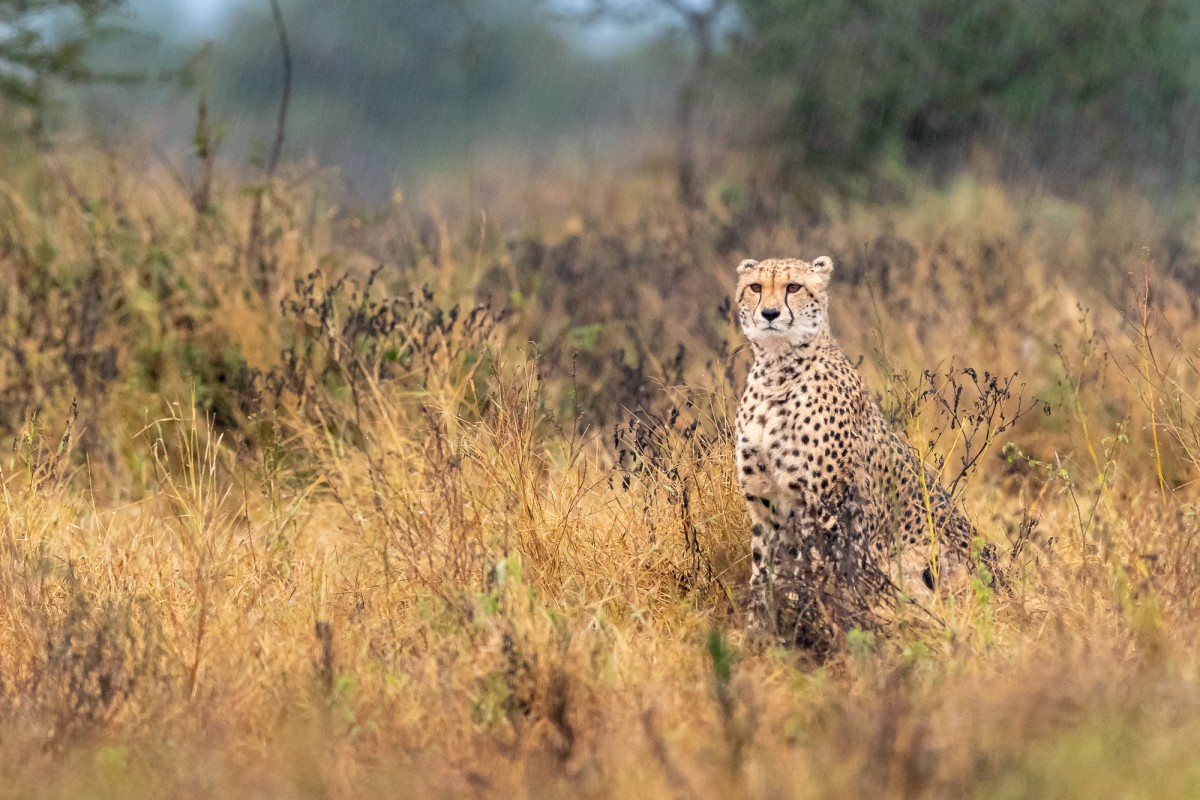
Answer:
(2, 142, 1200, 798)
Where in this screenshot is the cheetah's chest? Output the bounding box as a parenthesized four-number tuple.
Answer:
(736, 363, 858, 507)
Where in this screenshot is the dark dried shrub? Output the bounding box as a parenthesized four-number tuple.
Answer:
(266, 266, 506, 438)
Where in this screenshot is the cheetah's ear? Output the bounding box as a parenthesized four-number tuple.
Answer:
(736, 258, 758, 274)
(811, 256, 834, 275)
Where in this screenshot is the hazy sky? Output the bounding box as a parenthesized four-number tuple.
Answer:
(134, 0, 241, 37)
(133, 0, 668, 53)
(185, 0, 238, 28)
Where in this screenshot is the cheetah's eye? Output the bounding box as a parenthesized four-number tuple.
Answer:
(786, 283, 801, 294)
(749, 283, 762, 293)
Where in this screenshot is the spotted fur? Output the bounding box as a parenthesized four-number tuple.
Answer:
(734, 257, 996, 651)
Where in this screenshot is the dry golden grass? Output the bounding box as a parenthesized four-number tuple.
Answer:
(2, 142, 1200, 798)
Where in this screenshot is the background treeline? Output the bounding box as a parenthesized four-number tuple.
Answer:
(734, 0, 1200, 190)
(19, 0, 1197, 203)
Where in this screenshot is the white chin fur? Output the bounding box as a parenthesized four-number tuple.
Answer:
(743, 321, 822, 348)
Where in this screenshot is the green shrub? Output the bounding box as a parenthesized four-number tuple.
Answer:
(732, 0, 1200, 184)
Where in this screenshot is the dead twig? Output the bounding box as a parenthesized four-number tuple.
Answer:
(245, 0, 293, 293)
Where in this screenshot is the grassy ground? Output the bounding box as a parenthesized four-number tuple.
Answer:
(3, 140, 1200, 798)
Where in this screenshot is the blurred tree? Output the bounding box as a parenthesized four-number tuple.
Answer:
(0, 0, 123, 130)
(661, 0, 734, 206)
(554, 0, 737, 206)
(213, 0, 635, 197)
(731, 0, 1200, 185)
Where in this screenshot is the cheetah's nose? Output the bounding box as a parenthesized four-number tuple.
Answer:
(761, 307, 781, 322)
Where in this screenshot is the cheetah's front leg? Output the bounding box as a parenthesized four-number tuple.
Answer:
(738, 444, 782, 635)
(743, 498, 779, 636)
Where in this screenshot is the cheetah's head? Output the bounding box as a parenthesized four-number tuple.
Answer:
(735, 256, 833, 348)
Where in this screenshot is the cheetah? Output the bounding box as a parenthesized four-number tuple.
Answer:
(734, 256, 996, 652)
